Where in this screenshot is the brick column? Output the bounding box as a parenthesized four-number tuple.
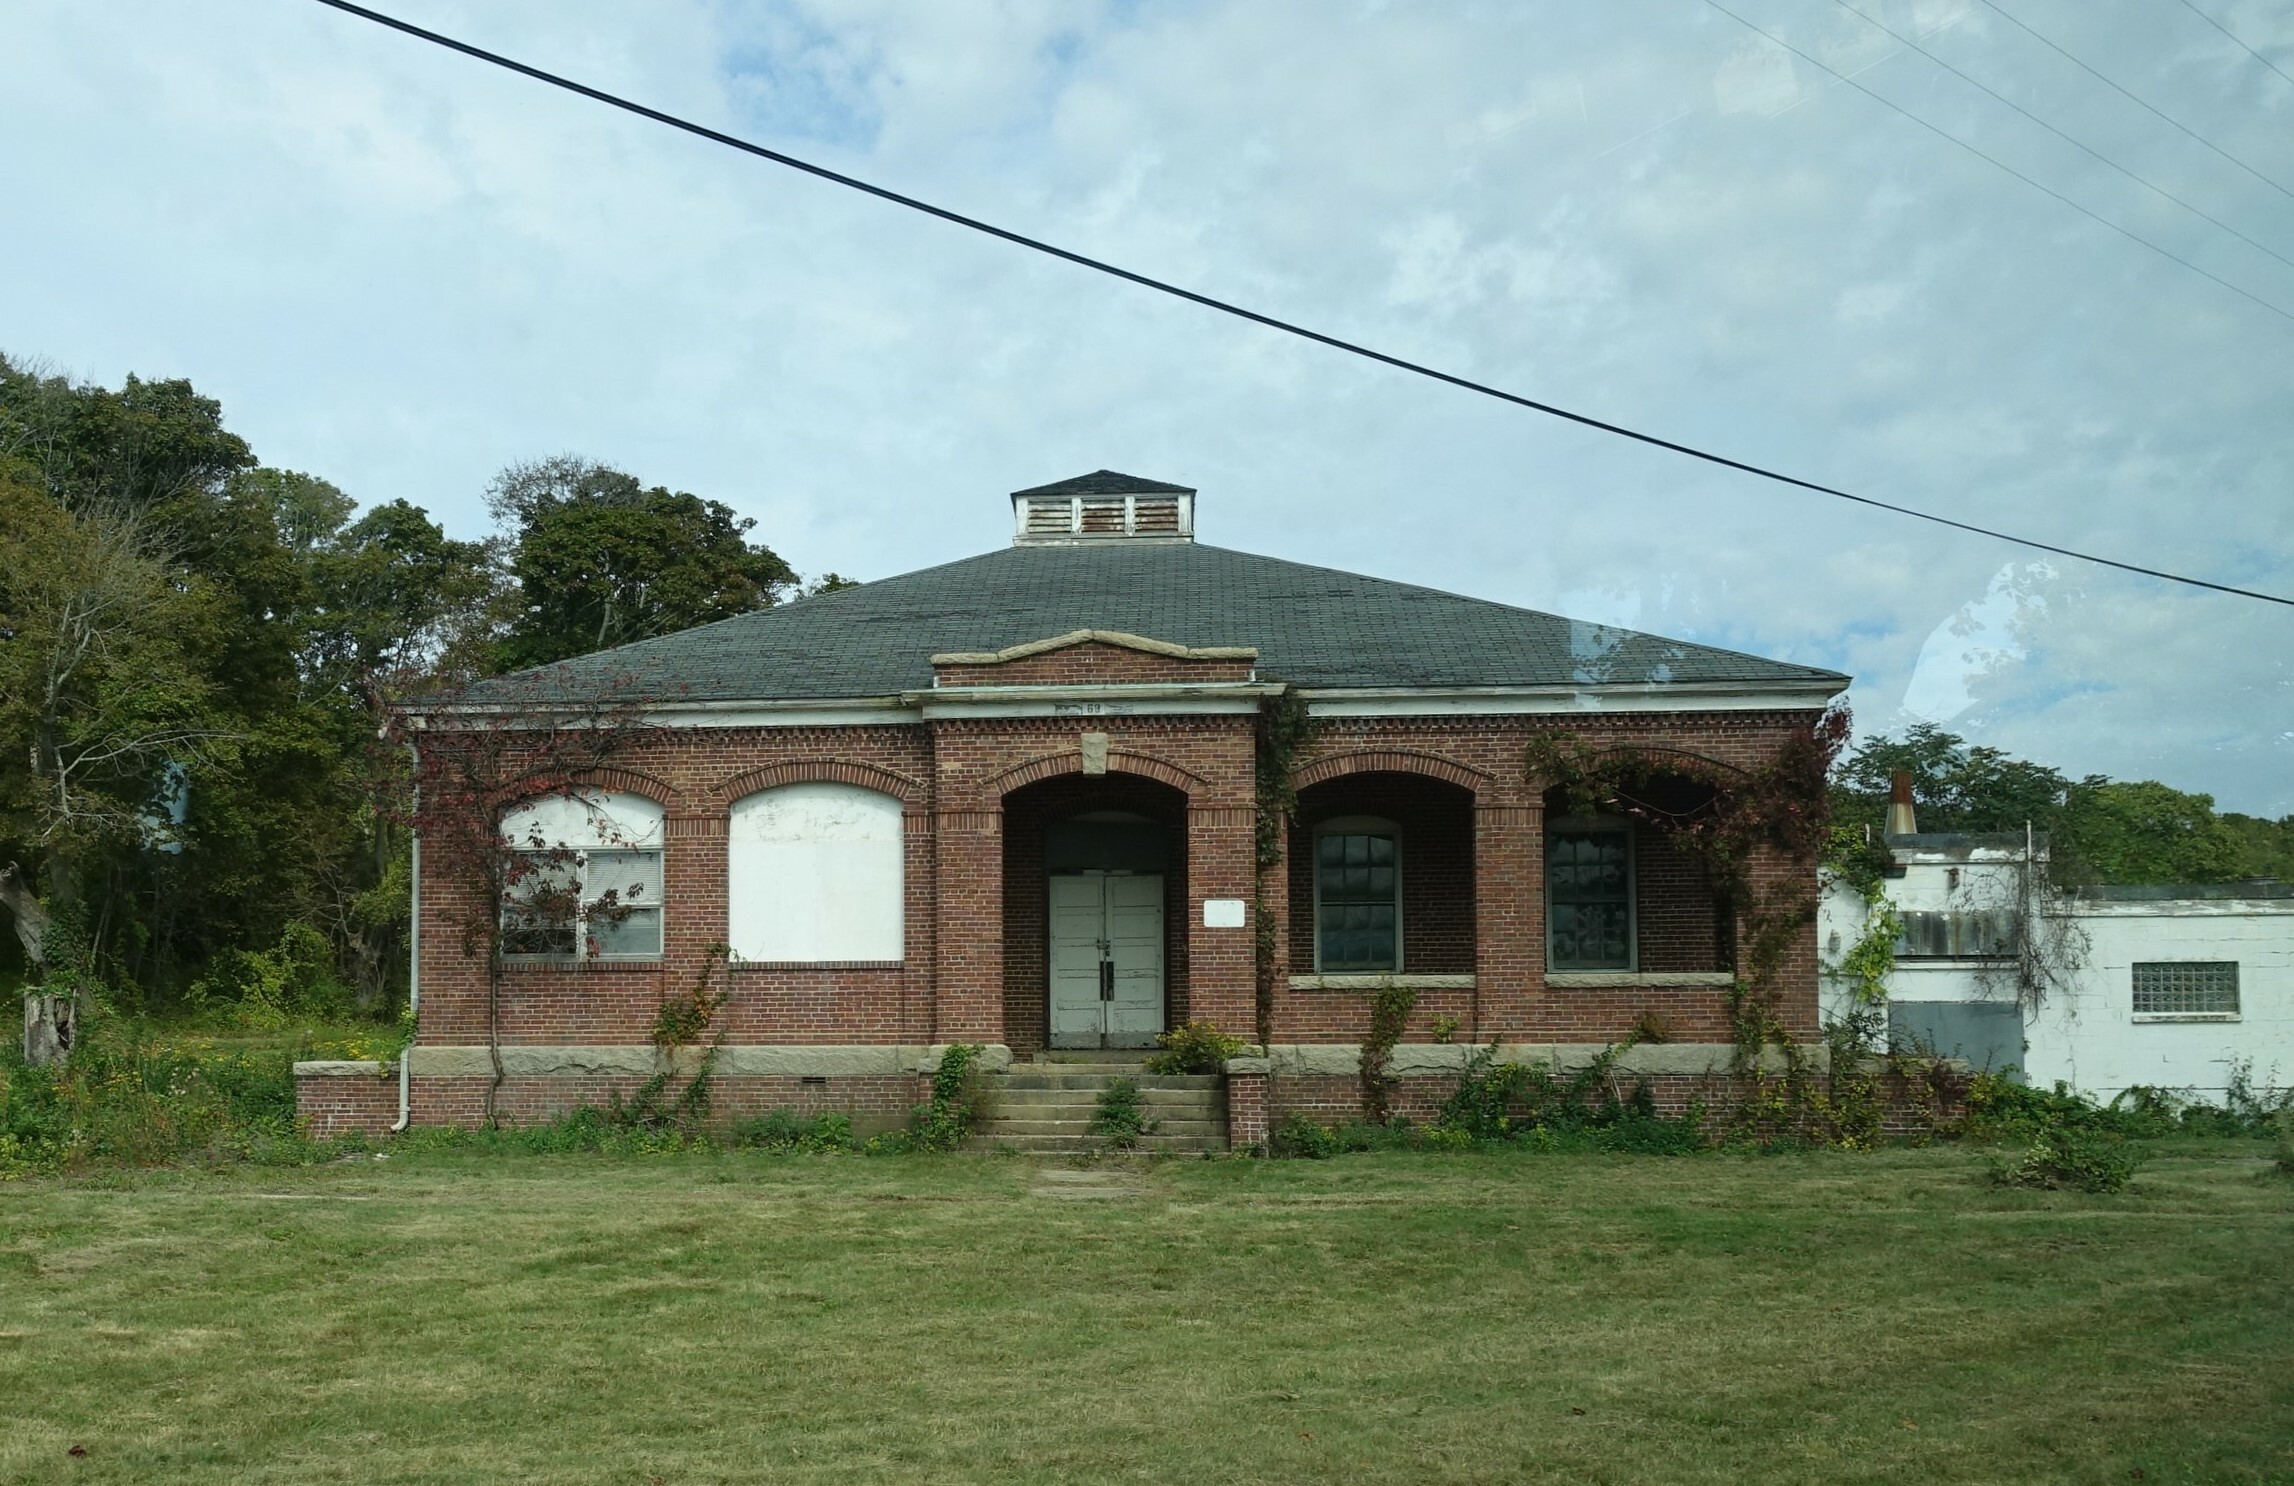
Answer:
(1473, 799, 1542, 1040)
(933, 808, 1004, 1043)
(1186, 804, 1259, 1039)
(1226, 1067, 1270, 1150)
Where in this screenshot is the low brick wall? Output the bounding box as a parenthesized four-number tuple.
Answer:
(407, 1073, 927, 1135)
(295, 1061, 401, 1139)
(1262, 1060, 1969, 1139)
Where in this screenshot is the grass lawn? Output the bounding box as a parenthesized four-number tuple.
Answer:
(1, 1143, 2288, 1485)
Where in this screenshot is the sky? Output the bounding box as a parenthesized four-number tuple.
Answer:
(3, 0, 2290, 813)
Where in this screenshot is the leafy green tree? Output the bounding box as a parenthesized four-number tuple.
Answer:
(2221, 813, 2294, 880)
(1831, 722, 2072, 836)
(490, 456, 795, 669)
(1835, 723, 2275, 887)
(2059, 780, 2245, 885)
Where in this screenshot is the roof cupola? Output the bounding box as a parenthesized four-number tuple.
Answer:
(1010, 470, 1195, 545)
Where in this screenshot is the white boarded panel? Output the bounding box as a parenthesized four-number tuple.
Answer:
(728, 783, 904, 962)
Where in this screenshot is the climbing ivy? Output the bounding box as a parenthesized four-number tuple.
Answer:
(1252, 689, 1318, 1044)
(1527, 705, 1854, 1141)
(1358, 980, 1418, 1123)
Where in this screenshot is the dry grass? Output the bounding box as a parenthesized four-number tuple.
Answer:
(1, 1143, 2288, 1484)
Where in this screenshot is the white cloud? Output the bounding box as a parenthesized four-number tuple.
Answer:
(0, 0, 2287, 811)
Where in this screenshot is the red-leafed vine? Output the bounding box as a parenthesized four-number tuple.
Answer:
(1527, 705, 1854, 1138)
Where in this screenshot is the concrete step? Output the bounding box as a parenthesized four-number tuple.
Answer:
(980, 1118, 1229, 1138)
(974, 1134, 1227, 1154)
(993, 1086, 1225, 1107)
(1001, 1072, 1221, 1091)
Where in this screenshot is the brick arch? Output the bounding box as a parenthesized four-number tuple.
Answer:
(1292, 749, 1488, 795)
(559, 765, 683, 811)
(712, 759, 926, 809)
(986, 749, 1204, 800)
(1529, 744, 1750, 790)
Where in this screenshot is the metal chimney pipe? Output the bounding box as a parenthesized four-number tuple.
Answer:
(1886, 770, 1918, 837)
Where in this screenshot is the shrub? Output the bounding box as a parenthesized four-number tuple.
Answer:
(1991, 1125, 2144, 1194)
(902, 1043, 991, 1153)
(1143, 1021, 1245, 1075)
(1090, 1079, 1154, 1150)
(1426, 1041, 1702, 1153)
(1967, 1068, 2293, 1142)
(732, 1109, 853, 1153)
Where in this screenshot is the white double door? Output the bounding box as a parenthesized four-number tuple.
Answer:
(1048, 871, 1165, 1049)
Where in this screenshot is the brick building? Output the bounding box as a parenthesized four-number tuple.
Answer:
(299, 471, 1848, 1145)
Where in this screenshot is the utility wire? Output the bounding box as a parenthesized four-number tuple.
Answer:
(1705, 0, 2294, 325)
(1977, 0, 2294, 204)
(306, 0, 2294, 609)
(2180, 0, 2294, 92)
(1831, 0, 2294, 273)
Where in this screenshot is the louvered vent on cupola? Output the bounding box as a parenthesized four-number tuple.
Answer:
(1010, 470, 1196, 545)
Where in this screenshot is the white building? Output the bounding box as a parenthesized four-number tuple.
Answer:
(1819, 831, 2293, 1104)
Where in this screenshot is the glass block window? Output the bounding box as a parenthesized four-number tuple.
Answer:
(1548, 827, 1634, 971)
(2131, 961, 2239, 1016)
(1316, 824, 1400, 972)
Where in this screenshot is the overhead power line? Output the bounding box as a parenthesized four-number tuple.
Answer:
(1977, 0, 2294, 205)
(2180, 0, 2294, 92)
(305, 0, 2294, 609)
(1705, 0, 2294, 326)
(1829, 0, 2294, 271)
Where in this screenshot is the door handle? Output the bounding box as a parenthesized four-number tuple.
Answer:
(1100, 961, 1115, 1000)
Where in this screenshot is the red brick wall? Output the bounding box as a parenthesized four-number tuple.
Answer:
(409, 1074, 927, 1134)
(934, 642, 1254, 688)
(297, 1071, 400, 1139)
(1264, 710, 1825, 1046)
(1265, 1068, 1963, 1135)
(414, 685, 1825, 1064)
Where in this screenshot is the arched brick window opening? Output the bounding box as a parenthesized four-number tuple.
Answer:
(727, 783, 905, 963)
(1289, 772, 1476, 976)
(1542, 774, 1731, 975)
(498, 790, 666, 961)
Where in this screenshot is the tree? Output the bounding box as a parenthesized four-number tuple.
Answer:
(1834, 724, 2269, 887)
(2058, 780, 2245, 885)
(490, 456, 795, 669)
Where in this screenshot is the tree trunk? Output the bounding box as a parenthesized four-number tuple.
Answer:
(0, 863, 49, 967)
(23, 992, 76, 1065)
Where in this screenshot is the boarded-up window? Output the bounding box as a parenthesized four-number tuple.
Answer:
(728, 783, 904, 963)
(2131, 961, 2239, 1017)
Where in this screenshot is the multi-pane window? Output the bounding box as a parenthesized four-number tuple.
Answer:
(1316, 819, 1400, 973)
(1547, 826, 1633, 971)
(2131, 961, 2239, 1017)
(499, 791, 665, 961)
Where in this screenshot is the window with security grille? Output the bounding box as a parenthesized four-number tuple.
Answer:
(1316, 822, 1400, 972)
(1548, 826, 1633, 971)
(2131, 961, 2239, 1016)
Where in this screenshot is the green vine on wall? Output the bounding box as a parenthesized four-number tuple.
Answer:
(1527, 705, 1853, 1141)
(1359, 980, 1418, 1123)
(1252, 689, 1318, 1046)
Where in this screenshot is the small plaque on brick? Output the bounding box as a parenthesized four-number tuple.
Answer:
(1202, 898, 1247, 928)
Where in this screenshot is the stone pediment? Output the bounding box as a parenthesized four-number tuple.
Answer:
(930, 630, 1257, 688)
